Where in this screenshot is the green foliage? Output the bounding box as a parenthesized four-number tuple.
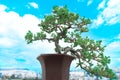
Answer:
(25, 31, 33, 44)
(25, 6, 116, 79)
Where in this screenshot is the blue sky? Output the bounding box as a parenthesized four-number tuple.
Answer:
(0, 0, 120, 73)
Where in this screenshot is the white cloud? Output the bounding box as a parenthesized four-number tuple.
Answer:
(0, 37, 17, 48)
(0, 5, 55, 49)
(91, 15, 104, 28)
(0, 4, 55, 70)
(104, 41, 120, 68)
(92, 0, 120, 28)
(107, 16, 120, 25)
(87, 0, 93, 6)
(0, 9, 40, 39)
(97, 0, 106, 10)
(28, 2, 39, 9)
(106, 41, 120, 51)
(107, 0, 120, 8)
(105, 41, 120, 58)
(0, 5, 45, 49)
(0, 11, 40, 51)
(0, 5, 7, 11)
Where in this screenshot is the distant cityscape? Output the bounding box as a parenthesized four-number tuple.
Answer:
(0, 68, 120, 80)
(0, 68, 41, 80)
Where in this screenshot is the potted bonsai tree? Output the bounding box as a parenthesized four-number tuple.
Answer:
(25, 6, 116, 80)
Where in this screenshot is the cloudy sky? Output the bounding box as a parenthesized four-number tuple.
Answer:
(0, 0, 120, 73)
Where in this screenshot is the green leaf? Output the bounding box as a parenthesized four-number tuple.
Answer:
(74, 41, 78, 47)
(25, 30, 33, 44)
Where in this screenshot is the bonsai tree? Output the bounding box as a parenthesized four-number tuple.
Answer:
(25, 6, 116, 79)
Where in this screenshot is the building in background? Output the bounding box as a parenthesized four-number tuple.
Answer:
(0, 68, 120, 80)
(69, 68, 120, 80)
(0, 68, 40, 80)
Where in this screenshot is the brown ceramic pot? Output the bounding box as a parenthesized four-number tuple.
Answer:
(37, 54, 74, 80)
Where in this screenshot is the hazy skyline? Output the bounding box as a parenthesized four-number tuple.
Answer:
(0, 0, 120, 73)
